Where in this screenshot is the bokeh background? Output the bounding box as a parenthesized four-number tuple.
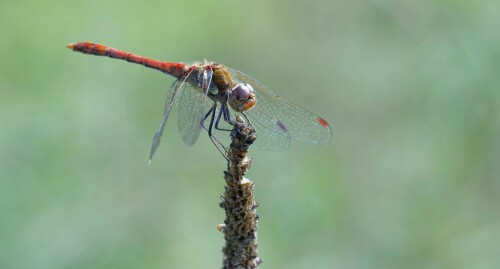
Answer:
(1, 0, 499, 268)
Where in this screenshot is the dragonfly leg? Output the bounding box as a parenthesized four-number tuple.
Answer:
(222, 104, 237, 125)
(222, 104, 254, 128)
(222, 103, 254, 130)
(201, 105, 215, 132)
(215, 105, 233, 132)
(241, 112, 255, 130)
(207, 102, 218, 136)
(206, 102, 229, 161)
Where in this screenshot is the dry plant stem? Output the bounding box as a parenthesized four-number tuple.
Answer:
(220, 120, 261, 269)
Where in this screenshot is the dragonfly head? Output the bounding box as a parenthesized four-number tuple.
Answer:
(228, 83, 256, 112)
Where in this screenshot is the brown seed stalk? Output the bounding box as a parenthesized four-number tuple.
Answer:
(219, 117, 261, 269)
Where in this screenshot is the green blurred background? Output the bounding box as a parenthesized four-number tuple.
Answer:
(1, 0, 499, 268)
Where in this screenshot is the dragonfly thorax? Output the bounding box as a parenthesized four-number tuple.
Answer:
(204, 65, 256, 112)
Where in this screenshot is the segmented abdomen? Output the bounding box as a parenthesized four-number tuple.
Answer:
(67, 42, 186, 78)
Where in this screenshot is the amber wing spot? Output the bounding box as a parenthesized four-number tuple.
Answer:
(317, 117, 329, 128)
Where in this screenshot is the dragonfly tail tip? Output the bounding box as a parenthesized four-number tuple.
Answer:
(66, 43, 75, 50)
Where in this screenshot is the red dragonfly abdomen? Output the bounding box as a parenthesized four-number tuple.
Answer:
(67, 42, 187, 78)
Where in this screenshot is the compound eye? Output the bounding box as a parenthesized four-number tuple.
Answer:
(232, 83, 253, 100)
(228, 83, 256, 112)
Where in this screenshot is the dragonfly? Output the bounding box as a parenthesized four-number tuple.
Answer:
(67, 42, 332, 162)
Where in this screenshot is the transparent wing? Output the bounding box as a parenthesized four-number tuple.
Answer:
(177, 68, 212, 146)
(149, 69, 194, 163)
(206, 104, 291, 151)
(248, 115, 291, 150)
(227, 67, 332, 145)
